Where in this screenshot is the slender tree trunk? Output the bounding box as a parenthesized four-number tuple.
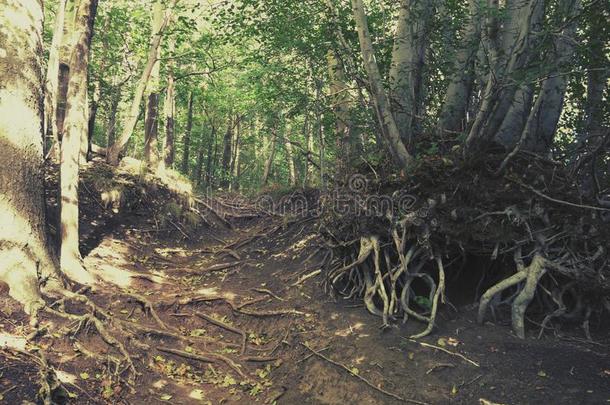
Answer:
(284, 128, 297, 187)
(44, 0, 68, 159)
(327, 50, 353, 178)
(304, 112, 314, 186)
(106, 1, 174, 165)
(163, 37, 176, 168)
(55, 0, 77, 148)
(86, 80, 100, 161)
(221, 116, 233, 186)
(106, 88, 121, 148)
(351, 0, 414, 170)
(181, 91, 194, 174)
(207, 126, 218, 187)
(143, 0, 163, 169)
(60, 0, 98, 285)
(231, 118, 242, 191)
(194, 137, 205, 186)
(0, 0, 60, 314)
(262, 127, 277, 186)
(438, 0, 481, 134)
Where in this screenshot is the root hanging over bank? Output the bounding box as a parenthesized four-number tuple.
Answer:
(320, 152, 610, 338)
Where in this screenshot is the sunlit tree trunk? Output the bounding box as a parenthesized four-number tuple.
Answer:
(351, 0, 414, 170)
(304, 112, 314, 186)
(163, 37, 176, 168)
(0, 0, 60, 315)
(181, 92, 194, 174)
(144, 0, 163, 169)
(106, 1, 173, 165)
(438, 0, 481, 134)
(60, 0, 98, 285)
(194, 137, 205, 186)
(45, 0, 68, 159)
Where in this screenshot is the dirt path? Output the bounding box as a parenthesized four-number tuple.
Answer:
(1, 211, 609, 404)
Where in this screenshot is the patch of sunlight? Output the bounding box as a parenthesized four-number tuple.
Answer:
(334, 322, 365, 337)
(189, 389, 205, 400)
(155, 247, 188, 258)
(330, 313, 339, 320)
(55, 370, 77, 385)
(291, 234, 317, 251)
(0, 333, 26, 350)
(354, 356, 366, 365)
(195, 287, 219, 296)
(221, 291, 237, 301)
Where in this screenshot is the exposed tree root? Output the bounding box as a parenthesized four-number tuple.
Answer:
(195, 311, 247, 354)
(157, 346, 247, 379)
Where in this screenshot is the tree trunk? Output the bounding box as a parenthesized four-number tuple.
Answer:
(304, 112, 314, 186)
(60, 0, 98, 285)
(206, 125, 218, 187)
(389, 0, 434, 144)
(106, 1, 174, 166)
(466, 0, 545, 151)
(351, 0, 414, 171)
(327, 50, 353, 178)
(438, 0, 481, 134)
(163, 37, 176, 168)
(231, 118, 242, 191)
(181, 91, 194, 174)
(86, 80, 100, 161)
(262, 127, 277, 186)
(221, 116, 233, 186)
(284, 128, 297, 187)
(106, 88, 121, 148)
(143, 0, 163, 169)
(0, 0, 60, 314)
(194, 137, 205, 186)
(514, 0, 583, 153)
(44, 0, 68, 159)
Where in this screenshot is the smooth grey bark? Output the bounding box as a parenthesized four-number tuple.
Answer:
(351, 0, 414, 170)
(389, 0, 434, 144)
(438, 0, 481, 134)
(163, 38, 176, 168)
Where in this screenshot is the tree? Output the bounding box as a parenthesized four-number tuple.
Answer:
(0, 0, 59, 316)
(143, 0, 163, 169)
(106, 0, 174, 166)
(60, 0, 99, 285)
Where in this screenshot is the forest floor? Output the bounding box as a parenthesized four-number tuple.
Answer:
(0, 161, 609, 404)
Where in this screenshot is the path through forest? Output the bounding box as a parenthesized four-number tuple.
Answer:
(3, 168, 608, 404)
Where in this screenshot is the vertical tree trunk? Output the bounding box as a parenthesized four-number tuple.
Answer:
(60, 0, 98, 285)
(284, 127, 297, 187)
(438, 0, 481, 134)
(327, 50, 353, 178)
(207, 126, 219, 187)
(44, 0, 68, 159)
(86, 80, 100, 161)
(194, 137, 205, 186)
(351, 0, 414, 171)
(0, 0, 60, 314)
(55, 0, 77, 148)
(231, 117, 242, 191)
(304, 112, 314, 186)
(163, 38, 176, 168)
(389, 0, 434, 144)
(221, 116, 233, 186)
(144, 0, 163, 169)
(262, 127, 277, 186)
(106, 1, 174, 165)
(181, 92, 194, 174)
(106, 88, 121, 148)
(514, 0, 583, 153)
